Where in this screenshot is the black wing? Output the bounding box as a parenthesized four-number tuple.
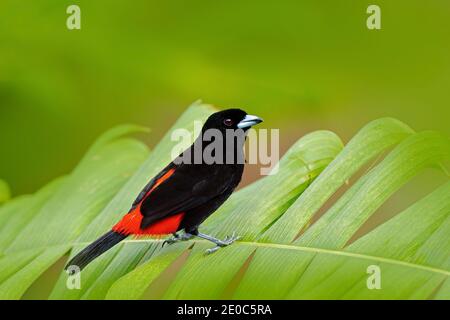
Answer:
(129, 163, 176, 211)
(139, 163, 235, 229)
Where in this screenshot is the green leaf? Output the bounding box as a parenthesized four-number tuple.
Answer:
(1, 103, 449, 300)
(0, 246, 69, 300)
(283, 182, 450, 299)
(233, 133, 450, 299)
(8, 128, 150, 252)
(143, 128, 446, 300)
(0, 178, 66, 253)
(297, 131, 450, 249)
(107, 242, 192, 300)
(0, 125, 150, 299)
(0, 179, 11, 204)
(261, 117, 414, 244)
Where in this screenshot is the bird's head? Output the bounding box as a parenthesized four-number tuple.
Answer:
(202, 109, 263, 133)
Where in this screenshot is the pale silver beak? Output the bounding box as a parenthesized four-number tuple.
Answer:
(237, 114, 263, 129)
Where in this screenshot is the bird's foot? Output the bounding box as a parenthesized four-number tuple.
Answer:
(162, 232, 193, 247)
(204, 232, 241, 254)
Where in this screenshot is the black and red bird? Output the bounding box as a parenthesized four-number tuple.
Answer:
(66, 109, 262, 271)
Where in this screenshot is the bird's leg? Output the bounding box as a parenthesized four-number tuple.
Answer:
(162, 232, 194, 247)
(195, 232, 241, 254)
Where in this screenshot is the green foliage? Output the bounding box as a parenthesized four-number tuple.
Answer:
(0, 102, 449, 300)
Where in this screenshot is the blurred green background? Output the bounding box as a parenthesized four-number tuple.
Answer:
(1, 0, 449, 196)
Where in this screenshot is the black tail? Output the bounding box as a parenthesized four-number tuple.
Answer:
(65, 231, 127, 271)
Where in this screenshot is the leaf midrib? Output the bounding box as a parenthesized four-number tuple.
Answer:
(69, 239, 450, 278)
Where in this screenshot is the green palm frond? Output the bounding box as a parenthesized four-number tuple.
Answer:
(0, 101, 449, 300)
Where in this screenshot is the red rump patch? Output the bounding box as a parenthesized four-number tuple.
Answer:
(113, 209, 185, 235)
(112, 168, 184, 236)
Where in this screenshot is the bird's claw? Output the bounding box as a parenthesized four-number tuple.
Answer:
(162, 236, 179, 247)
(205, 246, 221, 254)
(220, 232, 241, 246)
(162, 233, 193, 247)
(204, 232, 241, 255)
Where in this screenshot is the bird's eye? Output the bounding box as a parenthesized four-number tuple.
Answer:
(223, 119, 233, 127)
